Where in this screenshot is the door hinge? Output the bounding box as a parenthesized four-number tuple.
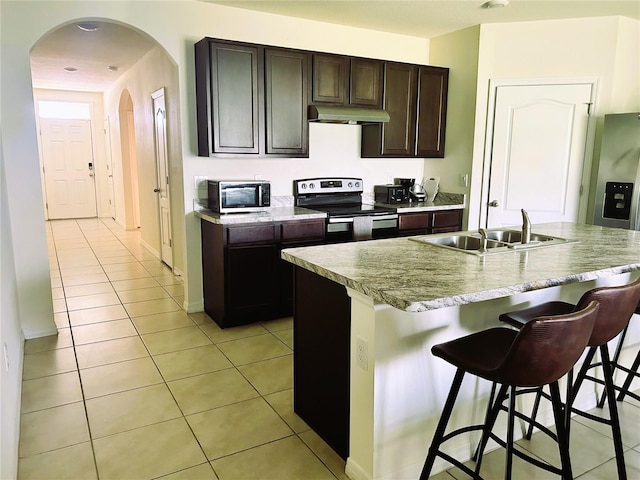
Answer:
(169, 239, 172, 247)
(579, 184, 584, 196)
(166, 175, 169, 186)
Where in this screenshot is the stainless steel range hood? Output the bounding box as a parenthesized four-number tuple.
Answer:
(308, 105, 389, 124)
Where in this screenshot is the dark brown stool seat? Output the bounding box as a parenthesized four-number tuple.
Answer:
(497, 277, 640, 480)
(420, 302, 599, 480)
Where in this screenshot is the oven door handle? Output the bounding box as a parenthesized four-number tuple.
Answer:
(328, 217, 354, 224)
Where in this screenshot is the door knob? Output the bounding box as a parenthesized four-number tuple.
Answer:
(488, 200, 499, 207)
(154, 188, 160, 193)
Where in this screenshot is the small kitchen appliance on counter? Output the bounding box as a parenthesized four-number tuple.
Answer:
(395, 177, 426, 202)
(424, 177, 440, 202)
(294, 177, 398, 242)
(207, 179, 271, 213)
(374, 184, 409, 204)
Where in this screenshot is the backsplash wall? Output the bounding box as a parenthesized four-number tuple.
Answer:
(192, 122, 428, 203)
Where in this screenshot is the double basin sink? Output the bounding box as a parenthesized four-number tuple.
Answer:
(409, 229, 578, 256)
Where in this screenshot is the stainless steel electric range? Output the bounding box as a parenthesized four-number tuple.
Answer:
(294, 177, 398, 242)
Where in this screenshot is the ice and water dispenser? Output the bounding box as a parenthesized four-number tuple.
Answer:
(602, 182, 634, 221)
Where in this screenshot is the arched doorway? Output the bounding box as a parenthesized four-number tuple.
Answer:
(29, 18, 185, 276)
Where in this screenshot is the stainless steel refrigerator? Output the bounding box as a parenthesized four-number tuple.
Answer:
(593, 112, 640, 230)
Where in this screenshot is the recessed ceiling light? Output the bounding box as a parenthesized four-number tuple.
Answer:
(77, 22, 99, 32)
(63, 67, 78, 72)
(107, 66, 119, 72)
(482, 0, 509, 8)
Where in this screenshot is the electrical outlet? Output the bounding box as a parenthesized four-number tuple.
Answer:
(356, 337, 368, 371)
(459, 173, 469, 187)
(254, 174, 264, 180)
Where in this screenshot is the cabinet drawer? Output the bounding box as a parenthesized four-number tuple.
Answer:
(281, 220, 325, 243)
(226, 224, 277, 246)
(399, 212, 432, 231)
(432, 210, 462, 229)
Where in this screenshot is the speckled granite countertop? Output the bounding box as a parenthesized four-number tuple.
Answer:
(374, 192, 465, 212)
(281, 222, 640, 312)
(196, 207, 326, 224)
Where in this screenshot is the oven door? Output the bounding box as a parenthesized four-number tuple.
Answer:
(325, 214, 398, 243)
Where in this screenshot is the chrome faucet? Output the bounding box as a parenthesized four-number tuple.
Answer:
(521, 209, 531, 244)
(478, 228, 488, 252)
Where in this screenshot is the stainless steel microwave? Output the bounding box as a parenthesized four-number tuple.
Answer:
(207, 180, 271, 213)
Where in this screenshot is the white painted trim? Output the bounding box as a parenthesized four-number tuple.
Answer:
(345, 458, 369, 480)
(184, 299, 203, 313)
(22, 325, 59, 340)
(139, 238, 160, 260)
(479, 77, 599, 228)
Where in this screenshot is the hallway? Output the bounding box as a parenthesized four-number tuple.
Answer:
(16, 218, 640, 479)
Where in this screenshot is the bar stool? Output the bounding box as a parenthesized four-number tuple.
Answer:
(420, 301, 599, 480)
(498, 277, 640, 480)
(602, 303, 640, 405)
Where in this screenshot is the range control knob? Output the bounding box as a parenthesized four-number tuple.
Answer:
(309, 183, 315, 189)
(300, 183, 307, 189)
(355, 181, 360, 188)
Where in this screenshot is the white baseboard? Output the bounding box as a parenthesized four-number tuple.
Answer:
(345, 458, 369, 480)
(184, 299, 204, 313)
(140, 239, 160, 260)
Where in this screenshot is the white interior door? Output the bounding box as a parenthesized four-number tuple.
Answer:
(152, 88, 173, 268)
(41, 118, 97, 219)
(485, 83, 593, 228)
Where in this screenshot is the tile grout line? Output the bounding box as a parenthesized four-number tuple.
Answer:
(49, 219, 102, 480)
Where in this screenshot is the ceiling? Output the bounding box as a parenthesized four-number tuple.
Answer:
(30, 1, 640, 92)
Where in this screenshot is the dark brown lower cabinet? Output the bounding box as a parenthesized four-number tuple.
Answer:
(398, 209, 463, 236)
(201, 218, 324, 328)
(294, 266, 351, 460)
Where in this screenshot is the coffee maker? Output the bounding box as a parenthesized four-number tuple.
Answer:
(395, 178, 426, 202)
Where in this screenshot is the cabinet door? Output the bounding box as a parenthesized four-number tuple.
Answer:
(265, 48, 309, 156)
(381, 62, 417, 156)
(312, 54, 347, 104)
(198, 41, 260, 155)
(350, 58, 383, 107)
(361, 62, 417, 157)
(398, 212, 432, 235)
(416, 67, 449, 158)
(431, 210, 462, 233)
(226, 245, 280, 320)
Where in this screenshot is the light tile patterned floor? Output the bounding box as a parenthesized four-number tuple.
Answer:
(17, 218, 640, 479)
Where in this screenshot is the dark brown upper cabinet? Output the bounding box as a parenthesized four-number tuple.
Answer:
(350, 58, 383, 107)
(195, 40, 261, 156)
(361, 63, 448, 158)
(265, 48, 310, 156)
(311, 54, 383, 108)
(195, 38, 309, 158)
(312, 54, 348, 104)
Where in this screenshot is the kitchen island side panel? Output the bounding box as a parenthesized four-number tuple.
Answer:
(293, 266, 351, 459)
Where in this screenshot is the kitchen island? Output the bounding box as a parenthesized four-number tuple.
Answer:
(281, 222, 640, 480)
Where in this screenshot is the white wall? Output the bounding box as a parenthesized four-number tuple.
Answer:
(429, 26, 481, 229)
(0, 133, 25, 480)
(104, 46, 185, 275)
